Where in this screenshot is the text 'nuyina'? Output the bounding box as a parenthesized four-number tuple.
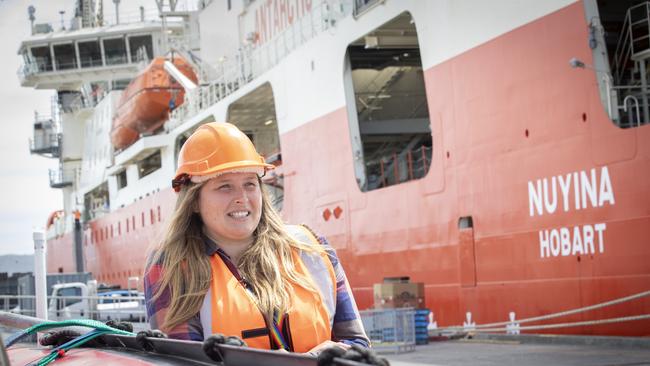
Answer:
(527, 167, 615, 258)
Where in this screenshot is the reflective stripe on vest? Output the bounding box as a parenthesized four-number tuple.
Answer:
(206, 225, 336, 352)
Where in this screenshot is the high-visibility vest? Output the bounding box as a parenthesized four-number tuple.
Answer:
(202, 225, 337, 353)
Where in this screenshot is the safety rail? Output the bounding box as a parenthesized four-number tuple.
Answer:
(0, 294, 146, 324)
(612, 2, 650, 85)
(29, 6, 174, 36)
(603, 2, 650, 127)
(365, 145, 432, 191)
(29, 133, 60, 157)
(165, 0, 353, 132)
(49, 168, 78, 189)
(612, 84, 647, 128)
(61, 92, 102, 114)
(430, 289, 650, 335)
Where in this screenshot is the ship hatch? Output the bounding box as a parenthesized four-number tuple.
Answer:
(591, 0, 650, 127)
(344, 11, 432, 192)
(226, 82, 283, 211)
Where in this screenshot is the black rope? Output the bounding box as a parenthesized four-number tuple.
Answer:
(202, 333, 247, 362)
(135, 329, 167, 352)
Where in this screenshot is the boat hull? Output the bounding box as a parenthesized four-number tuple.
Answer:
(45, 1, 650, 336)
(110, 57, 196, 150)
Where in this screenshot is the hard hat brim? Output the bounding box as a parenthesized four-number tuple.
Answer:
(175, 160, 275, 183)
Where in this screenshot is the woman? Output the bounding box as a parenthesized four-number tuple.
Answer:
(144, 122, 369, 354)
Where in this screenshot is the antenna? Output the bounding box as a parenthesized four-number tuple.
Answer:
(28, 5, 36, 35)
(59, 10, 66, 30)
(113, 0, 120, 24)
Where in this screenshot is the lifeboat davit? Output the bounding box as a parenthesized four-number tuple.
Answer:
(110, 56, 198, 150)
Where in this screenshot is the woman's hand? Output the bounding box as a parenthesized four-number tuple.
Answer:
(307, 340, 351, 355)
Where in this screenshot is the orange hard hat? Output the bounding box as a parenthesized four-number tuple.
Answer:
(172, 122, 274, 192)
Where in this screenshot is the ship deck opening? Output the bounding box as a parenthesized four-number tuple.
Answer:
(226, 83, 283, 211)
(344, 11, 432, 192)
(593, 0, 650, 127)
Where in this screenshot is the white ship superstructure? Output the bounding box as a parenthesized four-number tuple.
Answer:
(20, 0, 650, 337)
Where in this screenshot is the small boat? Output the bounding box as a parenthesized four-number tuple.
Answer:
(110, 56, 197, 151)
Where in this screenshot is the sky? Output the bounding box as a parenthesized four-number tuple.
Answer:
(0, 0, 156, 256)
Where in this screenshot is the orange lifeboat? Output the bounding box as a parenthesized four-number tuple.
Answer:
(110, 56, 198, 150)
(46, 210, 64, 229)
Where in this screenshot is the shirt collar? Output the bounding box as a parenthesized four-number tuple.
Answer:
(202, 232, 228, 257)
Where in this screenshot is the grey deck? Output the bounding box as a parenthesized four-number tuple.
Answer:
(384, 335, 650, 366)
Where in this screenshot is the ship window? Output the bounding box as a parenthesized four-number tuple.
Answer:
(128, 35, 153, 63)
(353, 0, 382, 17)
(226, 83, 283, 211)
(53, 43, 77, 70)
(84, 182, 109, 221)
(31, 46, 53, 72)
(116, 170, 127, 189)
(111, 78, 131, 91)
(174, 115, 215, 168)
(588, 1, 650, 128)
(78, 40, 102, 68)
(344, 12, 432, 192)
(137, 151, 161, 178)
(103, 37, 127, 65)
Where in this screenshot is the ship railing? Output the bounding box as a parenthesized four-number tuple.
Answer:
(79, 57, 104, 68)
(365, 145, 432, 191)
(46, 215, 67, 240)
(49, 168, 78, 189)
(165, 0, 352, 131)
(611, 84, 650, 127)
(16, 61, 42, 81)
(0, 294, 147, 324)
(432, 289, 650, 335)
(54, 60, 79, 71)
(30, 7, 175, 36)
(29, 133, 60, 157)
(612, 2, 650, 85)
(18, 57, 129, 79)
(61, 93, 100, 114)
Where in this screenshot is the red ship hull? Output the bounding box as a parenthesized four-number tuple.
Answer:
(46, 2, 650, 336)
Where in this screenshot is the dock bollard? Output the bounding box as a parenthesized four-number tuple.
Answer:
(33, 230, 48, 320)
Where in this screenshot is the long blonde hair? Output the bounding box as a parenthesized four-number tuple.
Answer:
(148, 179, 323, 332)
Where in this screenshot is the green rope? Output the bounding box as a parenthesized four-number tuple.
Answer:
(6, 319, 136, 366)
(21, 319, 134, 337)
(36, 330, 113, 366)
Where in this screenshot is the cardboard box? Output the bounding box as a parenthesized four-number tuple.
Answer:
(373, 280, 425, 309)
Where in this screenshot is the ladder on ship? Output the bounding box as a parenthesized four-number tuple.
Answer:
(611, 1, 650, 127)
